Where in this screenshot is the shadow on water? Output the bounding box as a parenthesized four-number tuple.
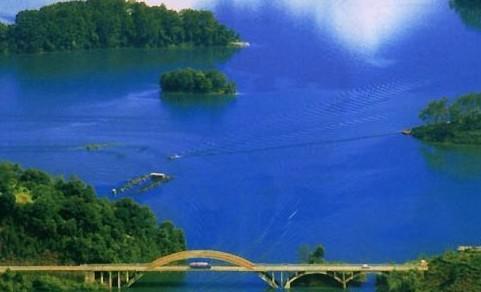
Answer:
(0, 47, 240, 79)
(290, 274, 349, 291)
(129, 272, 186, 289)
(161, 93, 236, 108)
(450, 0, 481, 30)
(128, 273, 272, 291)
(420, 143, 481, 179)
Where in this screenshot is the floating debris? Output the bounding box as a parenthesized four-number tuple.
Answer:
(113, 172, 172, 195)
(84, 143, 114, 152)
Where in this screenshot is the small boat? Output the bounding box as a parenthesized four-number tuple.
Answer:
(168, 154, 182, 160)
(150, 172, 168, 180)
(401, 129, 412, 135)
(230, 41, 250, 48)
(189, 262, 211, 269)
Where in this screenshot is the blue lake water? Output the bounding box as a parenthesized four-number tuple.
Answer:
(2, 1, 481, 290)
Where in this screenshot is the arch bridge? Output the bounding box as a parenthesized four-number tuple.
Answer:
(0, 249, 428, 289)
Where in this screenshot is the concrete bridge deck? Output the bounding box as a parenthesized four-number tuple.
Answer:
(0, 263, 425, 273)
(0, 250, 428, 289)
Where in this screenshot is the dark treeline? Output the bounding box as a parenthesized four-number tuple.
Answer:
(0, 162, 185, 265)
(161, 68, 236, 95)
(0, 0, 239, 54)
(412, 93, 481, 144)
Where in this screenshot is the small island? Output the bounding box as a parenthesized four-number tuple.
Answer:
(160, 68, 236, 95)
(410, 93, 481, 144)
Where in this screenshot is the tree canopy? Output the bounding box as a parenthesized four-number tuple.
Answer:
(0, 162, 185, 265)
(0, 0, 240, 53)
(160, 68, 236, 95)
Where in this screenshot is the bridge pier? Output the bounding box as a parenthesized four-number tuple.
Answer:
(258, 272, 278, 288)
(332, 272, 358, 290)
(126, 272, 144, 288)
(84, 271, 95, 284)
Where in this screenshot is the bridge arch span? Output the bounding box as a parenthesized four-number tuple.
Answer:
(149, 250, 256, 270)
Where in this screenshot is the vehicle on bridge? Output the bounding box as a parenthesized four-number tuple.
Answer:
(189, 262, 211, 269)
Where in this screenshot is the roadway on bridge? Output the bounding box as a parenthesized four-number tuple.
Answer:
(0, 263, 426, 273)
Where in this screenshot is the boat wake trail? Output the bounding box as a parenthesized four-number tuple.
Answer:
(173, 132, 399, 159)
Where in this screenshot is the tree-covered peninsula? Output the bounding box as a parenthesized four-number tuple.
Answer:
(377, 249, 481, 292)
(411, 93, 481, 144)
(0, 0, 240, 54)
(160, 68, 236, 95)
(0, 162, 185, 265)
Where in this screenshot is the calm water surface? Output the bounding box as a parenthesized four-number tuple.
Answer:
(1, 1, 481, 290)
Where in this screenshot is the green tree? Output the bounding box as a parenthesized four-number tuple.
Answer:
(419, 97, 449, 124)
(308, 245, 325, 264)
(0, 23, 9, 52)
(449, 93, 481, 127)
(0, 271, 32, 292)
(298, 244, 311, 263)
(298, 244, 325, 264)
(0, 192, 15, 220)
(160, 68, 236, 95)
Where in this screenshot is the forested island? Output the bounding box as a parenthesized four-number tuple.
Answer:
(0, 0, 240, 54)
(160, 68, 236, 95)
(411, 93, 481, 144)
(0, 162, 185, 290)
(377, 249, 481, 291)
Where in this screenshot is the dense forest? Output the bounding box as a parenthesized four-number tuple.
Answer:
(0, 162, 185, 264)
(412, 93, 481, 144)
(160, 68, 236, 95)
(377, 250, 481, 292)
(0, 0, 239, 53)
